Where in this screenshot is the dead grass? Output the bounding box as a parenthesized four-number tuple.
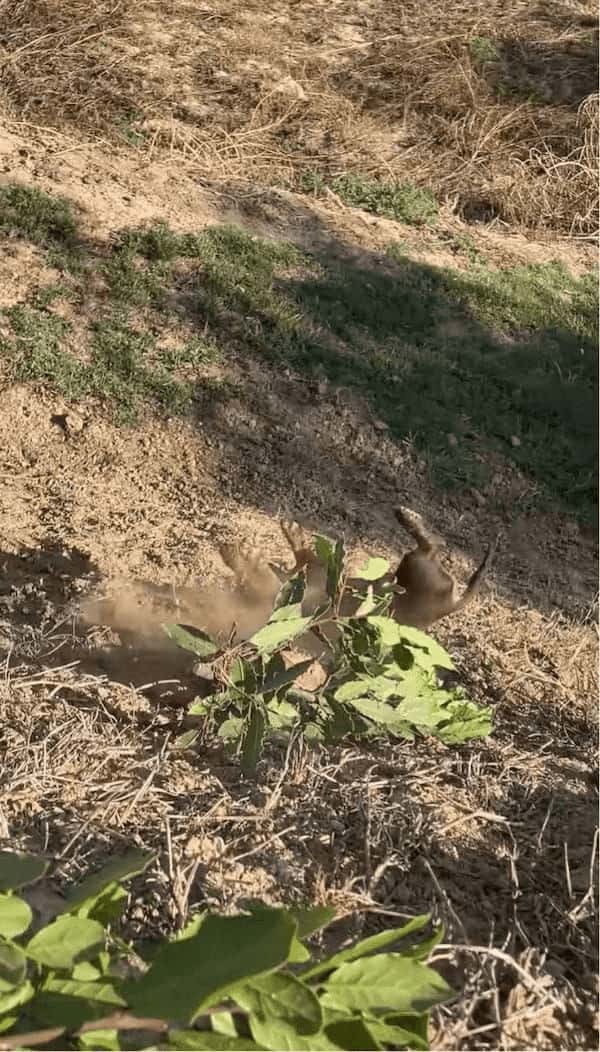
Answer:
(0, 0, 597, 235)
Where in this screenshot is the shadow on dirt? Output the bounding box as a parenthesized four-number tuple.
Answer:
(483, 31, 598, 109)
(0, 539, 201, 705)
(178, 198, 597, 520)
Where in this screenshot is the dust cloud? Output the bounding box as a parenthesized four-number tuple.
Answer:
(79, 574, 280, 651)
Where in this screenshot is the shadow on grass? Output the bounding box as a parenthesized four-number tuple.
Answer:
(0, 183, 597, 534)
(176, 223, 598, 525)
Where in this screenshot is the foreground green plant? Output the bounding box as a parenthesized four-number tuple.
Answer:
(167, 532, 493, 772)
(0, 849, 451, 1050)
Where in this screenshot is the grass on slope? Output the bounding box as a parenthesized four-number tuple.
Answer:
(0, 185, 597, 522)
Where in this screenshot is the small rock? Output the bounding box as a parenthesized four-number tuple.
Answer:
(193, 661, 216, 681)
(470, 488, 486, 507)
(510, 434, 521, 447)
(447, 432, 458, 447)
(51, 410, 85, 436)
(272, 75, 307, 101)
(373, 418, 388, 432)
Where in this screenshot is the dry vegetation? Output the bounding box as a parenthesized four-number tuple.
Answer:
(0, 0, 598, 234)
(0, 0, 598, 1049)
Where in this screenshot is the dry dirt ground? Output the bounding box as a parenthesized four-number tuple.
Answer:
(0, 2, 598, 1049)
(0, 0, 598, 235)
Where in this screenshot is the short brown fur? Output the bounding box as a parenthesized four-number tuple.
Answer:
(219, 507, 497, 641)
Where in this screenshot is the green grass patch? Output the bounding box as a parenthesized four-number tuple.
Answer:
(301, 172, 439, 225)
(104, 249, 172, 308)
(0, 184, 77, 247)
(2, 202, 597, 522)
(3, 302, 90, 399)
(469, 35, 500, 66)
(0, 297, 219, 424)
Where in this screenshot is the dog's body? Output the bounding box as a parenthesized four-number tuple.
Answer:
(219, 507, 497, 645)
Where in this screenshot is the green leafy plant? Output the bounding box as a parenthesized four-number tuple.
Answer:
(469, 36, 499, 67)
(0, 849, 452, 1050)
(167, 532, 493, 772)
(300, 173, 439, 226)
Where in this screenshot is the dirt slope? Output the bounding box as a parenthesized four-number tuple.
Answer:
(0, 86, 598, 1052)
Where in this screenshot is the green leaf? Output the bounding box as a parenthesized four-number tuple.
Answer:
(187, 698, 209, 716)
(345, 696, 413, 735)
(83, 884, 128, 927)
(72, 962, 101, 981)
(383, 1012, 430, 1046)
(366, 675, 406, 700)
(218, 717, 244, 740)
(366, 619, 451, 669)
(303, 917, 431, 979)
(0, 895, 32, 938)
(262, 658, 314, 696)
(211, 1011, 238, 1036)
(315, 536, 345, 601)
(176, 914, 205, 941)
(399, 925, 443, 962)
(270, 603, 304, 622)
(354, 557, 390, 581)
(288, 937, 311, 964)
(333, 680, 370, 703)
(26, 916, 105, 970)
(334, 676, 401, 704)
(169, 1033, 264, 1051)
(29, 991, 109, 1029)
(324, 1016, 380, 1050)
(250, 617, 312, 656)
(366, 1015, 428, 1050)
(353, 586, 377, 618)
(125, 909, 297, 1021)
(190, 691, 228, 715)
(78, 1030, 121, 1051)
(436, 699, 493, 743)
(273, 572, 306, 611)
(0, 980, 34, 1015)
(266, 699, 299, 730)
(0, 1016, 17, 1034)
(291, 905, 336, 939)
(234, 972, 322, 1049)
(240, 903, 309, 964)
(395, 626, 455, 671)
(164, 623, 219, 658)
(395, 689, 448, 729)
(320, 954, 453, 1014)
(0, 942, 26, 989)
(230, 657, 257, 694)
(366, 616, 404, 647)
(0, 852, 47, 892)
(321, 697, 367, 740)
(42, 976, 126, 1007)
(64, 851, 154, 915)
(174, 729, 200, 750)
(241, 707, 266, 776)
